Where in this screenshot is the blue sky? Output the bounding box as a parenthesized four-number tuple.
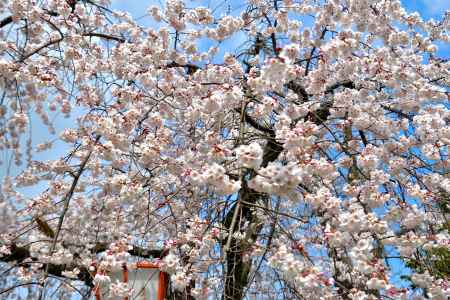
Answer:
(403, 0, 448, 17)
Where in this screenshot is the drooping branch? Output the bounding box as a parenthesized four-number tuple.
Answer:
(0, 282, 42, 296)
(0, 9, 57, 29)
(48, 137, 100, 256)
(19, 37, 64, 62)
(0, 242, 166, 288)
(1, 244, 93, 287)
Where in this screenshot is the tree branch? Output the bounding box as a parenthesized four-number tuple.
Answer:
(286, 81, 309, 102)
(238, 109, 274, 135)
(0, 16, 13, 28)
(1, 244, 93, 287)
(82, 32, 126, 43)
(0, 242, 165, 288)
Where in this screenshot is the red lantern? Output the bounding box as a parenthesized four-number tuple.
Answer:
(94, 261, 168, 300)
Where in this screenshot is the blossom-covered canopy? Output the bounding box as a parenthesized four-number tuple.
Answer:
(0, 0, 449, 299)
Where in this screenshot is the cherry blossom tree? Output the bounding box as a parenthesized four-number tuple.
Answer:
(0, 0, 449, 299)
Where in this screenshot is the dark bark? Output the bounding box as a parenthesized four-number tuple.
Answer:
(0, 10, 58, 29)
(0, 16, 12, 29)
(222, 111, 283, 299)
(223, 183, 263, 300)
